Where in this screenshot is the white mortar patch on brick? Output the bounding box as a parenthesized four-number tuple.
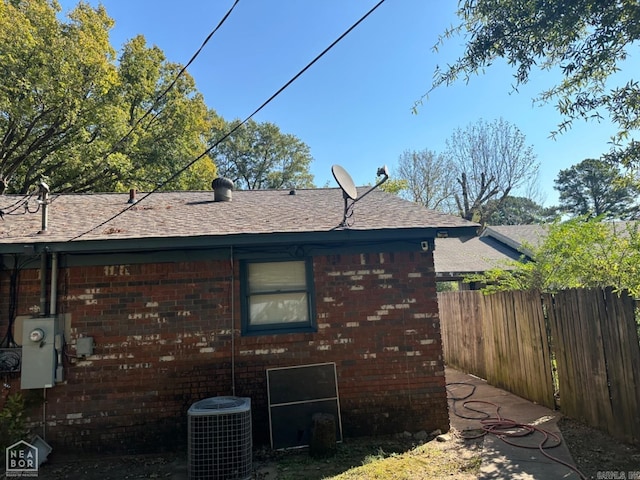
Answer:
(350, 275, 363, 281)
(362, 353, 377, 359)
(240, 350, 254, 356)
(357, 270, 371, 275)
(366, 315, 381, 321)
(420, 339, 435, 345)
(360, 254, 366, 265)
(413, 313, 427, 319)
(372, 269, 385, 275)
(383, 346, 400, 352)
(76, 360, 93, 367)
(177, 311, 191, 317)
(342, 270, 356, 276)
(408, 272, 422, 278)
(160, 356, 175, 362)
(317, 345, 331, 351)
(323, 297, 335, 303)
(318, 323, 330, 329)
(404, 329, 418, 335)
(403, 298, 417, 304)
(199, 347, 215, 353)
(66, 413, 83, 420)
(406, 351, 422, 357)
(395, 304, 410, 309)
(378, 273, 393, 280)
(379, 253, 385, 264)
(333, 338, 353, 344)
(375, 310, 390, 316)
(346, 322, 359, 328)
(327, 271, 341, 277)
(146, 301, 159, 307)
(350, 285, 364, 291)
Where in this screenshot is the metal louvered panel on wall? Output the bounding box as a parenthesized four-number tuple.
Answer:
(187, 396, 252, 480)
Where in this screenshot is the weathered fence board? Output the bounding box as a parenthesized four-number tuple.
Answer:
(439, 287, 640, 445)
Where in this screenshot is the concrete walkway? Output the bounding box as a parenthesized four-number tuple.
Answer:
(446, 366, 583, 479)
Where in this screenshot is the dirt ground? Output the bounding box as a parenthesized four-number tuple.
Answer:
(31, 419, 640, 480)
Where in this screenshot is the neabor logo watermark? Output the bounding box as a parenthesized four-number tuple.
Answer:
(5, 440, 38, 477)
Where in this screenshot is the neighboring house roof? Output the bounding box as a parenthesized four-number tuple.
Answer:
(434, 235, 523, 279)
(434, 224, 548, 280)
(0, 188, 478, 254)
(481, 225, 548, 257)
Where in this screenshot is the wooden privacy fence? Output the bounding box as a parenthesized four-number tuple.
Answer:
(438, 288, 640, 445)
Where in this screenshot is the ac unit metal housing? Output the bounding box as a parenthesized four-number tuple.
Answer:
(187, 396, 252, 480)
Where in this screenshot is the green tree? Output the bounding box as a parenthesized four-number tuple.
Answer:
(468, 217, 640, 296)
(554, 158, 640, 219)
(445, 118, 539, 224)
(425, 0, 640, 167)
(0, 0, 119, 193)
(485, 196, 559, 225)
(211, 119, 315, 190)
(395, 149, 457, 213)
(0, 1, 216, 194)
(109, 35, 217, 192)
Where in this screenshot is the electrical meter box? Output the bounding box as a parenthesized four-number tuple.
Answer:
(21, 318, 57, 389)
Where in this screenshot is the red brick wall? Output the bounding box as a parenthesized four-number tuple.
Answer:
(1, 249, 448, 452)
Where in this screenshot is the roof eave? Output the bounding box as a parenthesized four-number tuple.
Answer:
(0, 225, 479, 255)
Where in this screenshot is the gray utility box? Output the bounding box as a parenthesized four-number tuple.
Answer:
(21, 318, 57, 389)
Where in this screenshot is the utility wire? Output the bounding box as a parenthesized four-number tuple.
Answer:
(69, 0, 388, 241)
(63, 0, 241, 192)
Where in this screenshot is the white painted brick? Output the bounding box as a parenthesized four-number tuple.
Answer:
(375, 310, 390, 316)
(406, 351, 422, 357)
(408, 272, 422, 278)
(318, 323, 330, 329)
(403, 298, 417, 304)
(372, 269, 385, 275)
(381, 304, 396, 310)
(378, 253, 385, 264)
(160, 356, 175, 362)
(323, 297, 335, 302)
(404, 329, 418, 335)
(255, 349, 270, 355)
(240, 350, 254, 356)
(413, 313, 426, 319)
(362, 353, 377, 359)
(360, 254, 366, 265)
(395, 304, 410, 309)
(199, 347, 214, 353)
(146, 301, 159, 307)
(334, 338, 353, 344)
(367, 315, 381, 321)
(346, 322, 359, 327)
(420, 339, 435, 345)
(350, 285, 364, 291)
(383, 346, 399, 352)
(66, 413, 83, 420)
(378, 274, 393, 280)
(317, 345, 331, 351)
(350, 275, 363, 281)
(357, 270, 371, 275)
(327, 271, 341, 277)
(342, 270, 356, 276)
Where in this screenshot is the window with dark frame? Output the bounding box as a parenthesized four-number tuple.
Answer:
(241, 258, 316, 335)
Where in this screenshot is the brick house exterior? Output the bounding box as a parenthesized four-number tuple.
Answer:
(0, 187, 476, 452)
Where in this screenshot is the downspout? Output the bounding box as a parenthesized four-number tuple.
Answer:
(49, 252, 58, 316)
(230, 246, 236, 396)
(39, 252, 47, 316)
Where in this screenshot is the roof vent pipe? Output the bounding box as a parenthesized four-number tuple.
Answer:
(211, 177, 234, 202)
(128, 189, 137, 204)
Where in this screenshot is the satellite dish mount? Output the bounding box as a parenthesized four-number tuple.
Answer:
(331, 164, 389, 228)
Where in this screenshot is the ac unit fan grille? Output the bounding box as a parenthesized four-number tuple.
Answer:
(188, 396, 252, 480)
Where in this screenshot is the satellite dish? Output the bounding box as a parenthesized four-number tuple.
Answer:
(332, 165, 358, 201)
(331, 164, 390, 229)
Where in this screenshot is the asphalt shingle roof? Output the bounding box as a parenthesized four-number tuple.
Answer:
(0, 188, 477, 246)
(434, 235, 523, 276)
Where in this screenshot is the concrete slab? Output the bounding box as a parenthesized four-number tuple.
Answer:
(445, 367, 584, 479)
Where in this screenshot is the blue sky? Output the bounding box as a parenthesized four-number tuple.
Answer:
(57, 0, 632, 206)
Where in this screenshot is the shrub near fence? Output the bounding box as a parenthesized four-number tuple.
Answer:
(438, 287, 640, 445)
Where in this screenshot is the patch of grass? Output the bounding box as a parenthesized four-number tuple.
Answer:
(269, 435, 482, 480)
(325, 441, 481, 480)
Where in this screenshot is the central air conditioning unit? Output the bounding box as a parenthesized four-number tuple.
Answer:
(188, 396, 252, 480)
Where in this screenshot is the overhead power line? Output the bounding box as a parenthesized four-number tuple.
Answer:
(69, 0, 388, 241)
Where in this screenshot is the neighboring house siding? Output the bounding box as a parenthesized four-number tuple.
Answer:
(2, 249, 447, 452)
